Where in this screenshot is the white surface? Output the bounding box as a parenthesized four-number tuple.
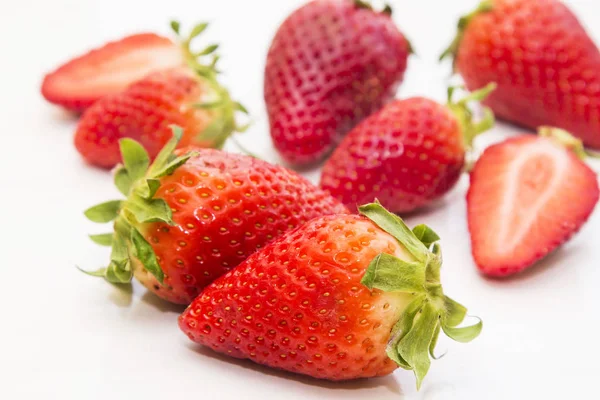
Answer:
(1, 0, 600, 399)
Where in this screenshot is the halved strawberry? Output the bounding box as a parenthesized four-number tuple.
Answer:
(467, 127, 599, 277)
(41, 21, 213, 112)
(70, 22, 246, 169)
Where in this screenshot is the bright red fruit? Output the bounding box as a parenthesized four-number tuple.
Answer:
(320, 84, 495, 213)
(467, 128, 599, 277)
(42, 33, 183, 112)
(442, 0, 600, 148)
(74, 23, 245, 169)
(180, 202, 481, 388)
(265, 0, 411, 165)
(83, 130, 347, 304)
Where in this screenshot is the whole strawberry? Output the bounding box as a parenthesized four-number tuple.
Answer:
(74, 22, 246, 169)
(82, 128, 347, 304)
(320, 84, 495, 213)
(442, 0, 600, 148)
(180, 202, 481, 388)
(265, 0, 411, 165)
(468, 127, 599, 277)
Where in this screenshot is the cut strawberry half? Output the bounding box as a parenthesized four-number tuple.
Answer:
(467, 128, 599, 277)
(41, 33, 184, 112)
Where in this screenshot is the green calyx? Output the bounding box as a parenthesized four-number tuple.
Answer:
(447, 82, 496, 150)
(537, 126, 600, 160)
(439, 0, 493, 66)
(171, 21, 249, 149)
(354, 0, 393, 16)
(359, 202, 482, 390)
(352, 1, 416, 54)
(81, 127, 195, 285)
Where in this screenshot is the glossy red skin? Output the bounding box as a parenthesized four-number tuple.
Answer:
(180, 214, 409, 380)
(74, 68, 213, 168)
(41, 34, 182, 112)
(134, 148, 348, 304)
(320, 98, 464, 213)
(265, 0, 410, 165)
(467, 136, 599, 277)
(456, 0, 600, 148)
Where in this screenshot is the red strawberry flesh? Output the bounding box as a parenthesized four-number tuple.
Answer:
(468, 135, 599, 276)
(42, 33, 183, 112)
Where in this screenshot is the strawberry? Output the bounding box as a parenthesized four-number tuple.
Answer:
(441, 0, 600, 149)
(42, 33, 183, 112)
(467, 127, 599, 277)
(180, 202, 481, 388)
(320, 84, 495, 213)
(82, 128, 348, 304)
(73, 23, 246, 169)
(265, 0, 411, 166)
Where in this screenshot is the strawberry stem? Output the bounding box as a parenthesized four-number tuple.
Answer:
(170, 20, 181, 35)
(354, 0, 373, 10)
(538, 126, 590, 159)
(447, 83, 496, 149)
(539, 126, 600, 159)
(171, 20, 248, 149)
(584, 149, 600, 159)
(439, 0, 493, 66)
(80, 128, 195, 285)
(354, 0, 393, 15)
(359, 202, 482, 390)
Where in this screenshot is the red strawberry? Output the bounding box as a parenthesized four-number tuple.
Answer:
(74, 23, 245, 169)
(82, 129, 348, 304)
(442, 0, 600, 148)
(265, 0, 411, 165)
(467, 127, 599, 277)
(42, 33, 183, 112)
(320, 84, 495, 213)
(180, 202, 481, 387)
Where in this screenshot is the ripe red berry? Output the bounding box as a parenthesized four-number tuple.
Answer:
(321, 84, 495, 213)
(442, 0, 600, 148)
(82, 129, 347, 304)
(180, 202, 481, 388)
(265, 0, 411, 165)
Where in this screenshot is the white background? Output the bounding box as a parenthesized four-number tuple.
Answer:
(1, 0, 600, 399)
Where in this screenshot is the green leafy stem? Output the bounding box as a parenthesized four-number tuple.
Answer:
(359, 202, 482, 389)
(538, 126, 600, 160)
(171, 20, 249, 149)
(354, 0, 393, 15)
(439, 0, 494, 64)
(81, 127, 194, 285)
(447, 82, 496, 150)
